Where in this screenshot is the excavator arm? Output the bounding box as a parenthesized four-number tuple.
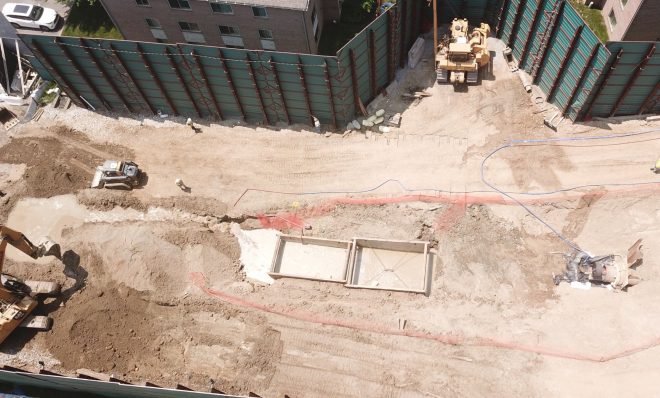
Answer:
(0, 225, 61, 273)
(0, 226, 61, 343)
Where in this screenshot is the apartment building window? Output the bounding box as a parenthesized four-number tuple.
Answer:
(146, 18, 167, 40)
(608, 10, 617, 31)
(179, 21, 200, 32)
(219, 25, 244, 47)
(210, 2, 232, 14)
(259, 29, 276, 50)
(135, 0, 149, 6)
(146, 18, 161, 28)
(179, 21, 205, 43)
(252, 6, 268, 18)
(219, 25, 239, 35)
(168, 0, 190, 10)
(146, 18, 163, 29)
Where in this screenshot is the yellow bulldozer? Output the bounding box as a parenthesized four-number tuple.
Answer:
(0, 225, 61, 344)
(436, 18, 491, 85)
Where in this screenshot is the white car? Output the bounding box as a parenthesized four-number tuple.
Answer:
(2, 3, 60, 31)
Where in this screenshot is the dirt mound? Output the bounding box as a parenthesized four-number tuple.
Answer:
(0, 126, 133, 198)
(47, 284, 161, 374)
(77, 191, 229, 222)
(60, 221, 242, 297)
(77, 190, 148, 212)
(160, 226, 241, 260)
(39, 243, 280, 391)
(307, 202, 444, 241)
(155, 197, 229, 218)
(0, 137, 90, 198)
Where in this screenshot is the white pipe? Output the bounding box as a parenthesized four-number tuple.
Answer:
(15, 40, 24, 96)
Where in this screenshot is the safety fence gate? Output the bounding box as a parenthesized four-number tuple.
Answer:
(496, 0, 659, 120)
(20, 0, 422, 128)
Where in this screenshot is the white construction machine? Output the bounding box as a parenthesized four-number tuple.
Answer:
(436, 18, 491, 85)
(554, 239, 643, 291)
(91, 160, 142, 190)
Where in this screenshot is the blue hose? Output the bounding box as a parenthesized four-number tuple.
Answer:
(235, 128, 660, 254)
(480, 128, 660, 253)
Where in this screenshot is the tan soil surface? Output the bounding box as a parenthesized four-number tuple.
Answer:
(0, 37, 659, 397)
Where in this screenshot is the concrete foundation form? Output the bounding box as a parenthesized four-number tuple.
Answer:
(347, 238, 432, 295)
(269, 235, 433, 294)
(269, 235, 352, 283)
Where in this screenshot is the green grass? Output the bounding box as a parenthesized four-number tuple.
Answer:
(39, 81, 58, 106)
(62, 1, 122, 39)
(568, 0, 609, 43)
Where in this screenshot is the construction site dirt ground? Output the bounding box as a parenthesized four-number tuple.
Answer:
(0, 38, 659, 397)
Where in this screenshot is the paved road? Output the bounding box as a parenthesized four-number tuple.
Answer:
(0, 0, 68, 37)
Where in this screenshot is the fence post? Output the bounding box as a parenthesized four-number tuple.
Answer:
(519, 0, 543, 67)
(54, 38, 109, 110)
(190, 50, 224, 120)
(399, 0, 407, 67)
(269, 58, 290, 124)
(639, 80, 660, 115)
(582, 48, 622, 119)
(349, 49, 363, 115)
(369, 29, 377, 100)
(244, 53, 269, 124)
(297, 56, 314, 125)
(495, 0, 510, 37)
(136, 43, 178, 115)
(609, 43, 656, 117)
(78, 38, 130, 112)
(563, 43, 599, 116)
(165, 47, 201, 117)
(546, 25, 583, 102)
(108, 43, 155, 115)
(532, 0, 565, 82)
(507, 0, 527, 48)
(218, 49, 245, 122)
(323, 59, 338, 129)
(29, 39, 85, 108)
(387, 9, 395, 82)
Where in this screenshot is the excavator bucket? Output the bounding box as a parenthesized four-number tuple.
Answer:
(37, 238, 61, 259)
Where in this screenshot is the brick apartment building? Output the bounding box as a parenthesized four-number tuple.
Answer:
(98, 0, 342, 53)
(599, 0, 659, 41)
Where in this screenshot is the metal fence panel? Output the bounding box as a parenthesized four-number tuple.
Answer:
(21, 0, 423, 128)
(586, 41, 659, 117)
(0, 369, 242, 398)
(497, 0, 657, 121)
(24, 0, 653, 125)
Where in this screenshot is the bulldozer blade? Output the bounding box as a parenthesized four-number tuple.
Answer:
(627, 239, 643, 269)
(38, 238, 61, 259)
(91, 169, 103, 188)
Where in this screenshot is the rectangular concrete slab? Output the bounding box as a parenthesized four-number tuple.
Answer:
(269, 235, 352, 283)
(347, 238, 432, 295)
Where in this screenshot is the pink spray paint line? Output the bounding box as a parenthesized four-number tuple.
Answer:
(190, 272, 660, 363)
(256, 185, 660, 232)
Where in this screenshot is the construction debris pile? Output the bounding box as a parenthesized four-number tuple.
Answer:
(554, 239, 643, 291)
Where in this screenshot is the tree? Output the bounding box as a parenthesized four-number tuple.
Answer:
(361, 0, 376, 12)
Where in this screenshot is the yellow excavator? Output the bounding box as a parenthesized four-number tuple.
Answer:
(0, 225, 61, 344)
(436, 18, 491, 85)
